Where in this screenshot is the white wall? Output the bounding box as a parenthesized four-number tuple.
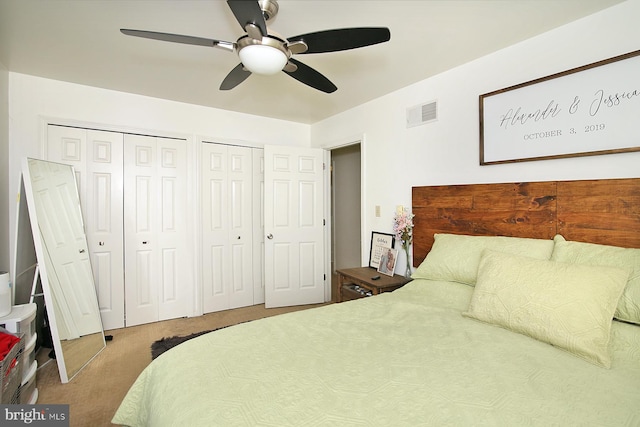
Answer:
(7, 73, 310, 282)
(311, 0, 640, 268)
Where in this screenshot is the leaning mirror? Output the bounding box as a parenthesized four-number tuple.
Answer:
(21, 158, 105, 383)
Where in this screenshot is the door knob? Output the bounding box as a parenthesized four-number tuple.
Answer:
(267, 234, 273, 240)
(79, 249, 86, 253)
(142, 241, 148, 244)
(98, 241, 105, 246)
(237, 236, 241, 240)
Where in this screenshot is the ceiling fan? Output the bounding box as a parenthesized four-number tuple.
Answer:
(121, 0, 390, 93)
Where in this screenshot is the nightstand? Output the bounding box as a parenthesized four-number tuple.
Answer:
(336, 267, 410, 302)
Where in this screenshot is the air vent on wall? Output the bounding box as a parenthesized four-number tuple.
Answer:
(406, 100, 437, 128)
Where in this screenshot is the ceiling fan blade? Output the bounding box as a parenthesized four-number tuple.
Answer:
(287, 28, 390, 54)
(227, 0, 267, 38)
(284, 58, 337, 93)
(220, 63, 252, 90)
(120, 29, 234, 51)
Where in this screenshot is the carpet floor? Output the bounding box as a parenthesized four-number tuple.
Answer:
(36, 303, 327, 427)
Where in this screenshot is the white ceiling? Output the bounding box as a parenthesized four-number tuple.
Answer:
(0, 0, 624, 124)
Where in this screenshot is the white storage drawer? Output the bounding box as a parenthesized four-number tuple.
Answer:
(21, 333, 37, 381)
(19, 360, 37, 404)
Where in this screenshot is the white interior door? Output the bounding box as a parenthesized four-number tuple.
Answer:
(201, 143, 254, 313)
(124, 134, 189, 326)
(264, 145, 326, 308)
(47, 125, 125, 330)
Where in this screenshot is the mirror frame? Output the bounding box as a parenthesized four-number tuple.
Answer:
(21, 158, 106, 383)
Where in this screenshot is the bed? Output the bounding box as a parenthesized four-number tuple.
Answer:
(112, 178, 640, 427)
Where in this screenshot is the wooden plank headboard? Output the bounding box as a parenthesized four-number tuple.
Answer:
(412, 178, 640, 266)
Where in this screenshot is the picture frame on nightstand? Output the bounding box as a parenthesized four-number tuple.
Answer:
(369, 231, 395, 269)
(377, 247, 398, 276)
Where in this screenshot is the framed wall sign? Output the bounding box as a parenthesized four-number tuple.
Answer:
(480, 49, 640, 165)
(369, 231, 395, 269)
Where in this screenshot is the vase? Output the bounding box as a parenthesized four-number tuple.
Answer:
(404, 246, 412, 278)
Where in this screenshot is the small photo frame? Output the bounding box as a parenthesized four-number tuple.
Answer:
(369, 231, 395, 269)
(377, 247, 398, 276)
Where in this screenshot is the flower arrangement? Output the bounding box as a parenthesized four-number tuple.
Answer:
(393, 208, 415, 277)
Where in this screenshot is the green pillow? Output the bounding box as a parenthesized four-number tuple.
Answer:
(464, 250, 628, 368)
(551, 235, 640, 325)
(412, 233, 554, 285)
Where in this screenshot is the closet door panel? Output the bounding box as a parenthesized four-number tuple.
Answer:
(228, 146, 253, 309)
(86, 130, 124, 330)
(206, 178, 227, 308)
(124, 135, 159, 327)
(201, 143, 253, 312)
(47, 126, 125, 330)
(202, 144, 230, 313)
(156, 138, 189, 321)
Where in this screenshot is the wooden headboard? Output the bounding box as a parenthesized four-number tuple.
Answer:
(412, 178, 640, 266)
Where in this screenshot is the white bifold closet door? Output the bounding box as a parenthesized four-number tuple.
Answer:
(47, 125, 190, 329)
(123, 134, 189, 326)
(201, 143, 258, 313)
(201, 143, 327, 312)
(46, 126, 125, 330)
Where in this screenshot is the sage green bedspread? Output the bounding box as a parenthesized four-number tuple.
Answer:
(112, 280, 640, 426)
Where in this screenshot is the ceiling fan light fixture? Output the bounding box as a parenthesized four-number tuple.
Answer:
(121, 0, 391, 92)
(239, 44, 287, 75)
